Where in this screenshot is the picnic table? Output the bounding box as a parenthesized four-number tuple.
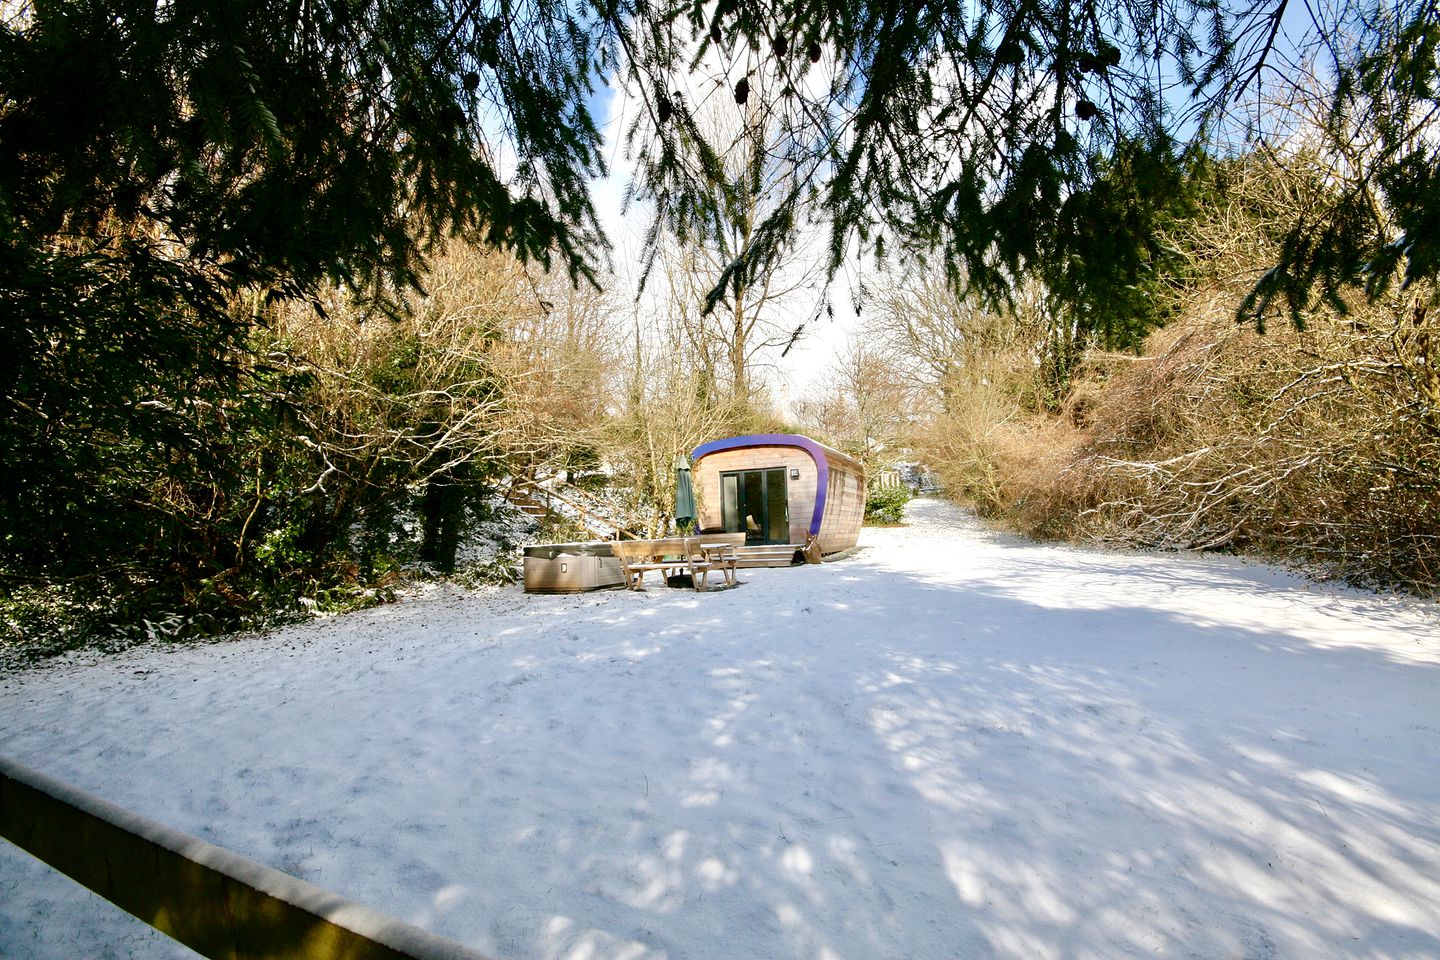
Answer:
(610, 537, 741, 592)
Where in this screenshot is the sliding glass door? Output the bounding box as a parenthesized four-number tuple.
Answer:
(720, 469, 790, 544)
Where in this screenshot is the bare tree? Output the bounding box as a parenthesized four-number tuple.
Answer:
(605, 308, 753, 535)
(489, 264, 621, 478)
(792, 344, 916, 471)
(255, 240, 620, 570)
(867, 263, 1057, 411)
(651, 73, 828, 409)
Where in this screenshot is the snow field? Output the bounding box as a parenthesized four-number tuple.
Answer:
(1, 498, 1437, 959)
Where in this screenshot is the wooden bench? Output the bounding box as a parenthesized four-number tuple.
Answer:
(692, 539, 741, 590)
(611, 537, 741, 592)
(610, 539, 683, 591)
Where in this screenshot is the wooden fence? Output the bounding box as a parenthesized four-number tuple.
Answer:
(872, 470, 904, 489)
(0, 754, 494, 960)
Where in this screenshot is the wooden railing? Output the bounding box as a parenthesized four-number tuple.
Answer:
(872, 470, 904, 489)
(511, 479, 642, 541)
(0, 755, 494, 960)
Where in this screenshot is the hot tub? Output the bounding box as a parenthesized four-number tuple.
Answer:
(522, 541, 625, 593)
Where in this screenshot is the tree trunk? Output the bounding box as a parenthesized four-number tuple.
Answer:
(731, 298, 747, 403)
(420, 462, 468, 573)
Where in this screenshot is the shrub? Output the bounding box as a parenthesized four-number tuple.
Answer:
(920, 297, 1440, 594)
(865, 484, 912, 525)
(911, 151, 1440, 595)
(1055, 301, 1440, 590)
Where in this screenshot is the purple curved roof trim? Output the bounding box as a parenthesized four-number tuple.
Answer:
(690, 434, 830, 536)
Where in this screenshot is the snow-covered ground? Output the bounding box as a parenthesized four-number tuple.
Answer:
(3, 499, 1438, 960)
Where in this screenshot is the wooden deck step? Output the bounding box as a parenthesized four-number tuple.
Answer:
(504, 493, 550, 517)
(733, 544, 806, 568)
(503, 479, 642, 541)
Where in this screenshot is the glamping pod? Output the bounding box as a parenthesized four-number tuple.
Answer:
(690, 434, 866, 558)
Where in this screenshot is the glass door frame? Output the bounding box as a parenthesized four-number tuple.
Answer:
(720, 468, 790, 545)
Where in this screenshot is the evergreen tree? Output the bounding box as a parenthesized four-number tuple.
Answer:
(1, 0, 612, 576)
(623, 0, 1439, 331)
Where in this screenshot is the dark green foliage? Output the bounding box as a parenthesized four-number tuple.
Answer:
(420, 467, 470, 574)
(1241, 0, 1440, 325)
(1, 0, 611, 646)
(0, 0, 609, 292)
(0, 0, 613, 534)
(0, 236, 242, 576)
(623, 0, 1440, 338)
(865, 484, 911, 525)
(0, 304, 514, 654)
(623, 0, 1240, 347)
(1050, 141, 1206, 351)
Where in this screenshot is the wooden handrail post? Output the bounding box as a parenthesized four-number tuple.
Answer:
(0, 755, 494, 960)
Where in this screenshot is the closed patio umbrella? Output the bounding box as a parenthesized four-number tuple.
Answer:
(674, 455, 697, 533)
